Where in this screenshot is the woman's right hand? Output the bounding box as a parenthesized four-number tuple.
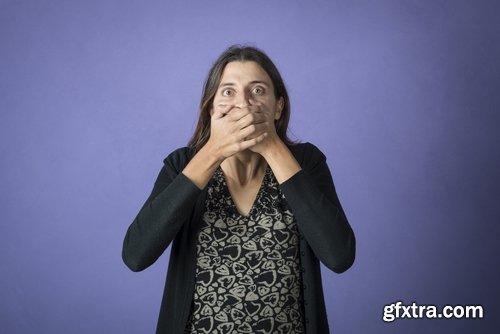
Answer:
(182, 103, 267, 189)
(206, 103, 268, 159)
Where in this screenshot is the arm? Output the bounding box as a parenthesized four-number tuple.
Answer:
(123, 105, 269, 272)
(122, 148, 202, 272)
(183, 104, 269, 189)
(246, 102, 355, 272)
(278, 143, 356, 273)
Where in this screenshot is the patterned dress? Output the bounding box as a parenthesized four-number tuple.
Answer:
(184, 166, 305, 334)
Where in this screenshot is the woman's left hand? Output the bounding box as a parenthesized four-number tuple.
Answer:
(245, 99, 301, 183)
(245, 99, 282, 155)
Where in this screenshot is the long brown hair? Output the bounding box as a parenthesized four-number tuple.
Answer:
(187, 45, 295, 152)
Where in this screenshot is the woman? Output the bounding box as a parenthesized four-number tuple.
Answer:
(122, 45, 355, 334)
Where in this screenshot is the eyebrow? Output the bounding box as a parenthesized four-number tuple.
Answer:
(219, 80, 270, 88)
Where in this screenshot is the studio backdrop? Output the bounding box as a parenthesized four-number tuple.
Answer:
(1, 0, 499, 333)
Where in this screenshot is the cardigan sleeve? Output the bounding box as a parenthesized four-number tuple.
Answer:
(280, 143, 355, 273)
(122, 148, 202, 272)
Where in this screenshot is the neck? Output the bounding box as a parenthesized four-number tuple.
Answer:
(220, 150, 267, 185)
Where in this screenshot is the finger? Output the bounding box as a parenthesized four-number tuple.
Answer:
(238, 122, 268, 141)
(216, 103, 233, 114)
(238, 104, 261, 114)
(239, 132, 268, 150)
(229, 131, 268, 155)
(225, 106, 250, 121)
(212, 104, 233, 119)
(236, 111, 267, 128)
(228, 104, 260, 118)
(248, 101, 273, 117)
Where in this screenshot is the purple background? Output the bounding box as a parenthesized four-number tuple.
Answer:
(1, 0, 499, 333)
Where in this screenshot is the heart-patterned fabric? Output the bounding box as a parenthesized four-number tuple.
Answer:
(184, 166, 304, 334)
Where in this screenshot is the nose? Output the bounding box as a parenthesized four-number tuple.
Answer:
(234, 91, 251, 108)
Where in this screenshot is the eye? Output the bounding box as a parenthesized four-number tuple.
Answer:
(222, 88, 233, 97)
(252, 86, 265, 95)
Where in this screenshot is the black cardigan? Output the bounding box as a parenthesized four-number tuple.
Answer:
(122, 142, 355, 333)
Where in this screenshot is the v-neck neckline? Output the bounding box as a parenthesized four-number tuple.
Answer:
(217, 165, 270, 218)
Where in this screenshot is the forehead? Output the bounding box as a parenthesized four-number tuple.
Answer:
(219, 61, 272, 84)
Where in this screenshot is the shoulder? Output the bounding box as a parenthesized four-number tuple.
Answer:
(162, 146, 196, 173)
(287, 142, 327, 169)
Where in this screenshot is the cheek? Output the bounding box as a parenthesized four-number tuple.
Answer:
(212, 96, 225, 108)
(252, 95, 274, 106)
(213, 95, 233, 106)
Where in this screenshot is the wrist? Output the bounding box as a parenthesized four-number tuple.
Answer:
(260, 136, 285, 161)
(261, 137, 301, 184)
(201, 140, 225, 165)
